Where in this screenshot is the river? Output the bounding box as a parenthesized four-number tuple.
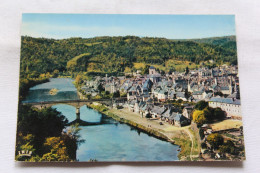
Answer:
(24, 78, 180, 161)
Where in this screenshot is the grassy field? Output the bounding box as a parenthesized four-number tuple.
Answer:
(211, 120, 243, 131)
(84, 42, 103, 46)
(166, 60, 199, 72)
(171, 130, 193, 161)
(133, 60, 199, 72)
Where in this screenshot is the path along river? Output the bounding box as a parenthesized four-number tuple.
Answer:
(24, 78, 180, 161)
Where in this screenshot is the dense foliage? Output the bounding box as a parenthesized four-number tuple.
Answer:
(192, 102, 226, 125)
(206, 133, 224, 149)
(16, 105, 83, 161)
(192, 110, 207, 125)
(191, 36, 236, 47)
(19, 78, 49, 101)
(194, 100, 208, 110)
(219, 140, 237, 154)
(20, 35, 237, 78)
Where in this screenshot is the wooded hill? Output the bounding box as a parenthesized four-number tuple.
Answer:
(20, 35, 237, 78)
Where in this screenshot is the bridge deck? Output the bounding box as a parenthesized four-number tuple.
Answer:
(22, 97, 127, 105)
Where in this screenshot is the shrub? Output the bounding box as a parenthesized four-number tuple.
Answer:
(192, 110, 206, 126)
(206, 133, 224, 149)
(195, 100, 208, 110)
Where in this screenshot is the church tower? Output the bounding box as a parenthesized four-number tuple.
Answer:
(149, 66, 156, 75)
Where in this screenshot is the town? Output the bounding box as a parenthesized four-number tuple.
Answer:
(15, 14, 246, 162)
(78, 64, 245, 161)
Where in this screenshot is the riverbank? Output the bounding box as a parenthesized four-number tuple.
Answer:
(19, 78, 50, 101)
(88, 103, 200, 161)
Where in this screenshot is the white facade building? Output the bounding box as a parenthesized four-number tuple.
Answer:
(209, 97, 241, 119)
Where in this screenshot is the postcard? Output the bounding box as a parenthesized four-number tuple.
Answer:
(16, 14, 245, 162)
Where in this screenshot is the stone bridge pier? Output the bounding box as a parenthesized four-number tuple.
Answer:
(76, 107, 80, 120)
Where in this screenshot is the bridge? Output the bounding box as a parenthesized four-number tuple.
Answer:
(22, 97, 127, 121)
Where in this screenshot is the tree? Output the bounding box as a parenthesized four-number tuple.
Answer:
(75, 74, 82, 87)
(160, 70, 165, 75)
(42, 137, 70, 161)
(15, 133, 36, 161)
(93, 94, 102, 99)
(124, 67, 131, 73)
(120, 92, 127, 97)
(185, 66, 189, 75)
(192, 110, 207, 125)
(20, 36, 237, 78)
(168, 67, 175, 74)
(206, 133, 224, 149)
(62, 123, 85, 160)
(141, 65, 150, 75)
(17, 105, 68, 156)
(184, 89, 191, 100)
(194, 100, 208, 110)
(97, 83, 104, 93)
(219, 140, 236, 154)
(202, 107, 226, 122)
(203, 107, 214, 122)
(52, 69, 59, 78)
(199, 128, 205, 140)
(215, 91, 223, 97)
(213, 107, 226, 120)
(64, 123, 85, 146)
(112, 91, 120, 98)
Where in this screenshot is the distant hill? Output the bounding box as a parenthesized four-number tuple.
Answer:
(190, 35, 236, 48)
(20, 35, 238, 78)
(189, 35, 236, 45)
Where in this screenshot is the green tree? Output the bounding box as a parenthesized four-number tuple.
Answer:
(52, 69, 59, 78)
(20, 36, 237, 77)
(160, 70, 165, 75)
(206, 133, 224, 149)
(185, 66, 189, 75)
(62, 123, 85, 160)
(97, 83, 104, 93)
(112, 91, 120, 98)
(75, 74, 83, 87)
(141, 65, 150, 75)
(194, 100, 208, 110)
(215, 91, 223, 97)
(120, 92, 127, 97)
(17, 105, 68, 156)
(203, 107, 214, 122)
(213, 107, 226, 120)
(184, 89, 191, 100)
(219, 140, 236, 154)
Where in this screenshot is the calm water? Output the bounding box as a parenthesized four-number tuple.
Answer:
(24, 78, 180, 161)
(23, 78, 78, 103)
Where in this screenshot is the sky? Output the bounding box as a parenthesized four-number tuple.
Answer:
(21, 14, 236, 39)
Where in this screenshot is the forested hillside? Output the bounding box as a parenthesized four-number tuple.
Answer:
(191, 36, 237, 51)
(191, 35, 235, 44)
(20, 35, 237, 78)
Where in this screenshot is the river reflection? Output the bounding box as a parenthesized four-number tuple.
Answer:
(53, 104, 180, 161)
(25, 78, 180, 161)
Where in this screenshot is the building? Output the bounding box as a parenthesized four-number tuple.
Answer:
(149, 66, 156, 75)
(208, 97, 241, 119)
(183, 106, 194, 120)
(105, 82, 117, 93)
(168, 112, 189, 127)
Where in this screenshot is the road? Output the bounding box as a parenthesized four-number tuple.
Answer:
(184, 128, 194, 161)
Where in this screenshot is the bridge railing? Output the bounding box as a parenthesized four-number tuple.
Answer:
(22, 97, 127, 105)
